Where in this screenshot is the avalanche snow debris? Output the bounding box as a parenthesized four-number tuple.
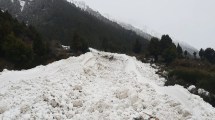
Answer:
(115, 88, 129, 99)
(18, 0, 26, 11)
(188, 85, 210, 96)
(73, 85, 82, 91)
(0, 48, 215, 120)
(198, 88, 210, 96)
(0, 101, 8, 114)
(72, 100, 83, 108)
(188, 85, 196, 91)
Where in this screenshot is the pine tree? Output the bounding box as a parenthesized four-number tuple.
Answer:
(162, 44, 177, 63)
(184, 50, 188, 58)
(0, 10, 50, 69)
(133, 39, 142, 54)
(101, 38, 108, 52)
(3, 33, 33, 67)
(176, 43, 183, 58)
(148, 37, 160, 61)
(70, 32, 89, 53)
(204, 48, 215, 64)
(199, 48, 205, 60)
(193, 52, 197, 59)
(160, 35, 173, 53)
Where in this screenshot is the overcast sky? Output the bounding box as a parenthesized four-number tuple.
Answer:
(75, 0, 215, 49)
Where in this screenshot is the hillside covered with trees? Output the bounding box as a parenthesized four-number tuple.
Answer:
(0, 10, 52, 70)
(0, 0, 149, 53)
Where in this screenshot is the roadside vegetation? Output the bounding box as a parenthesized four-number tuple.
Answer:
(142, 35, 215, 107)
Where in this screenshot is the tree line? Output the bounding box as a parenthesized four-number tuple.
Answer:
(147, 35, 215, 65)
(148, 35, 183, 63)
(199, 48, 215, 64)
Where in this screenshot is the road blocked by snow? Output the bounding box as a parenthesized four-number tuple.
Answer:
(0, 49, 215, 120)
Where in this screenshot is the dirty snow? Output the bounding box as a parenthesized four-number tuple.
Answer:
(0, 48, 215, 120)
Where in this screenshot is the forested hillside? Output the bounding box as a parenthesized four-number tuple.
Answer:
(0, 10, 50, 70)
(0, 0, 149, 53)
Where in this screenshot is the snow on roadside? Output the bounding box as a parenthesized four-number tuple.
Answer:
(0, 49, 215, 120)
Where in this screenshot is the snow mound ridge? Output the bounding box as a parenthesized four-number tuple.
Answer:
(0, 48, 215, 120)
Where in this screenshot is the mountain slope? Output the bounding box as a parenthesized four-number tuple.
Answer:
(68, 0, 198, 54)
(67, 0, 152, 40)
(174, 40, 198, 55)
(0, 0, 149, 53)
(0, 49, 215, 119)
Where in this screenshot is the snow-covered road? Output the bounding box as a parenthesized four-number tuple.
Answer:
(0, 49, 215, 120)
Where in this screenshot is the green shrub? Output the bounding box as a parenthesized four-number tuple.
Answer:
(168, 68, 215, 94)
(2, 34, 33, 68)
(198, 77, 215, 94)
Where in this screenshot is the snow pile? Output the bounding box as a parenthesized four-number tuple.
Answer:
(0, 49, 215, 120)
(67, 0, 88, 10)
(187, 85, 210, 96)
(18, 0, 26, 11)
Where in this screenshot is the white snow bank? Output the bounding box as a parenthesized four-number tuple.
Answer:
(18, 0, 25, 11)
(0, 49, 215, 120)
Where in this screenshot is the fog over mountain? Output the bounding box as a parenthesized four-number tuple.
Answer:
(74, 0, 215, 50)
(68, 0, 198, 54)
(0, 0, 200, 54)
